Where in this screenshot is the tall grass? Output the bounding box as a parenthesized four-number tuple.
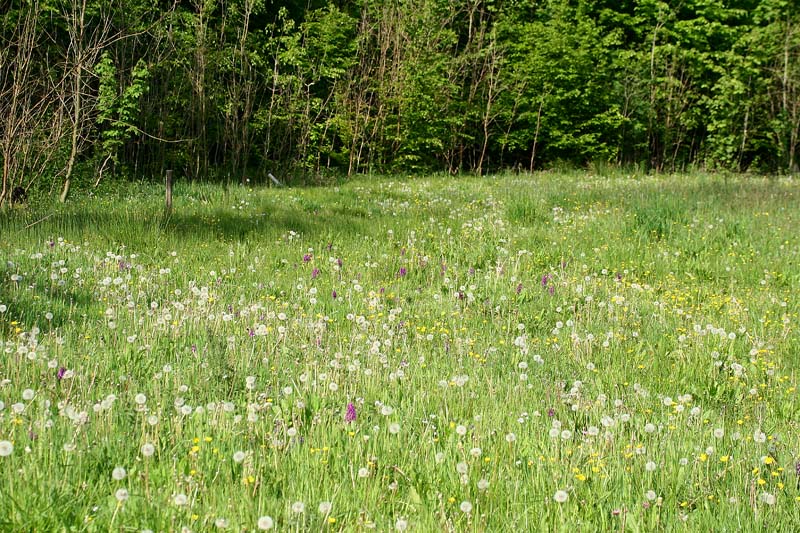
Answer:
(1, 173, 798, 531)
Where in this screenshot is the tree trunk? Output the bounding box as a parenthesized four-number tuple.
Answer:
(60, 63, 82, 203)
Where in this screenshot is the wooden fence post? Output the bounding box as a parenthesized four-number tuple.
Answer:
(165, 169, 173, 214)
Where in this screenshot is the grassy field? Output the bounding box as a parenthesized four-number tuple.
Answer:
(1, 172, 799, 531)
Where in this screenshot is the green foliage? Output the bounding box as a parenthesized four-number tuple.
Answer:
(95, 52, 150, 168)
(2, 0, 800, 193)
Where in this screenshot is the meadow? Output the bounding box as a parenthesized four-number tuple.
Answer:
(1, 172, 799, 532)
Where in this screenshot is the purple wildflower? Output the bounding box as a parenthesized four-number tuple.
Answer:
(541, 274, 550, 287)
(332, 290, 337, 299)
(397, 267, 407, 277)
(311, 268, 320, 279)
(516, 283, 523, 294)
(248, 328, 255, 338)
(345, 403, 357, 423)
(303, 253, 312, 262)
(56, 367, 66, 380)
(547, 408, 555, 418)
(337, 258, 343, 267)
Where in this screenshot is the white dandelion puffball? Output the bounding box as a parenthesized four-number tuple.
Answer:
(291, 501, 305, 514)
(112, 466, 127, 481)
(115, 488, 129, 502)
(460, 501, 473, 514)
(141, 443, 155, 457)
(554, 490, 569, 503)
(0, 440, 13, 457)
(257, 516, 274, 530)
(233, 451, 246, 463)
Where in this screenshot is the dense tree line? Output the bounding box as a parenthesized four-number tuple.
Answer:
(1, 0, 799, 202)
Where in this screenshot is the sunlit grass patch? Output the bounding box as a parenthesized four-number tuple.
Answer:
(1, 172, 799, 531)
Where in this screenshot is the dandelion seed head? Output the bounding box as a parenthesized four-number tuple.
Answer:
(0, 440, 12, 457)
(257, 516, 274, 530)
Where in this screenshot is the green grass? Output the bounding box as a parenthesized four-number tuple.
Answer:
(1, 172, 799, 531)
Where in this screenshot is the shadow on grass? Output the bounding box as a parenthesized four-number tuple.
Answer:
(160, 201, 377, 243)
(0, 261, 102, 334)
(1, 200, 379, 250)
